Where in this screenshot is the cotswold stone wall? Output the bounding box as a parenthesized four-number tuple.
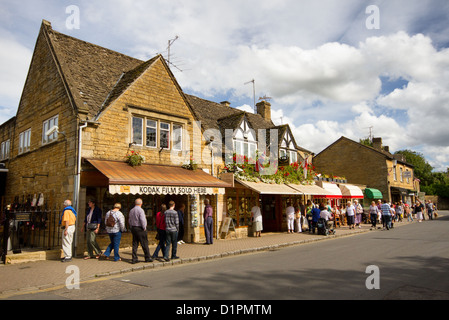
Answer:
(313, 138, 390, 199)
(4, 28, 77, 206)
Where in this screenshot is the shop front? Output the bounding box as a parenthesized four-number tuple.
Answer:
(80, 159, 230, 244)
(314, 181, 343, 207)
(232, 179, 302, 232)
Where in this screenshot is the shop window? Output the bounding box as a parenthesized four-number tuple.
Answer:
(19, 128, 31, 154)
(1, 139, 10, 160)
(42, 115, 59, 144)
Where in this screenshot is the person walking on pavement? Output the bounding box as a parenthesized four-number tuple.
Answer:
(102, 203, 125, 261)
(381, 199, 392, 230)
(286, 203, 295, 233)
(82, 198, 103, 260)
(60, 200, 77, 262)
(251, 204, 263, 237)
(310, 204, 321, 234)
(426, 200, 434, 220)
(203, 199, 214, 245)
(294, 206, 302, 233)
(354, 200, 363, 228)
(415, 200, 424, 222)
(346, 201, 356, 229)
(405, 203, 413, 222)
(128, 198, 153, 264)
(164, 200, 179, 261)
(152, 204, 167, 260)
(369, 201, 379, 230)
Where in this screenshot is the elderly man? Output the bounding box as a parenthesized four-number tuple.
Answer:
(128, 198, 153, 264)
(60, 200, 77, 262)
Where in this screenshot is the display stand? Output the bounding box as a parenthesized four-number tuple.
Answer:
(220, 216, 237, 239)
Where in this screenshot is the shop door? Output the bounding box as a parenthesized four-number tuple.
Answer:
(261, 195, 279, 232)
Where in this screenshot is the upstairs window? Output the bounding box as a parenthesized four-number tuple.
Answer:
(42, 115, 59, 144)
(19, 129, 31, 154)
(0, 139, 10, 160)
(132, 116, 182, 151)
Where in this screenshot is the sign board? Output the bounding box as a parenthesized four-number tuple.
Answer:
(402, 171, 412, 178)
(14, 213, 31, 222)
(110, 185, 225, 195)
(220, 217, 236, 239)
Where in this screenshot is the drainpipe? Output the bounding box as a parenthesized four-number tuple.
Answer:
(73, 121, 88, 251)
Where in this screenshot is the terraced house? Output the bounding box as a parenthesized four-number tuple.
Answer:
(1, 20, 319, 258)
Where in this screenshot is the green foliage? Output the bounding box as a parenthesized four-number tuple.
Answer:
(395, 149, 449, 198)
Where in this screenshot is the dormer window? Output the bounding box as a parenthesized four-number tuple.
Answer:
(233, 118, 257, 161)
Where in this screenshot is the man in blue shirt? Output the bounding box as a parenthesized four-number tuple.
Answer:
(310, 204, 321, 234)
(381, 199, 392, 230)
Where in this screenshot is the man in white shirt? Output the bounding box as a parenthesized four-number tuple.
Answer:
(346, 201, 356, 229)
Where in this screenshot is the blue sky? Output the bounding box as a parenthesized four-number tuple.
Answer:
(1, 0, 449, 171)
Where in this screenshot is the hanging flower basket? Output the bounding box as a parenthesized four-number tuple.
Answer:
(125, 150, 144, 167)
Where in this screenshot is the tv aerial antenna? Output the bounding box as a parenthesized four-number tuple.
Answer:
(166, 35, 183, 72)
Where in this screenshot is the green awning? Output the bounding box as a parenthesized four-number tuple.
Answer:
(365, 188, 383, 199)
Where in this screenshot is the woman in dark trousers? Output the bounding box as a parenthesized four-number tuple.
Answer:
(152, 204, 167, 259)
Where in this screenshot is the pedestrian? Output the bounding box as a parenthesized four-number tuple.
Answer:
(128, 198, 153, 264)
(395, 202, 404, 223)
(60, 199, 77, 262)
(415, 200, 424, 222)
(177, 203, 185, 244)
(152, 204, 167, 260)
(294, 206, 302, 233)
(306, 200, 313, 231)
(346, 201, 356, 229)
(82, 198, 103, 260)
(369, 201, 379, 230)
(389, 203, 396, 228)
(426, 200, 434, 220)
(251, 204, 263, 237)
(164, 200, 179, 261)
(102, 203, 125, 261)
(354, 200, 363, 228)
(381, 199, 392, 230)
(286, 203, 295, 233)
(203, 199, 214, 245)
(405, 203, 413, 222)
(310, 204, 321, 234)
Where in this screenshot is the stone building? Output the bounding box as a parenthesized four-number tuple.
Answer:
(313, 136, 419, 205)
(1, 20, 320, 257)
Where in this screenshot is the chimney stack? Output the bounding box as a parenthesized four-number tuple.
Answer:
(220, 101, 230, 108)
(372, 137, 382, 150)
(256, 100, 271, 122)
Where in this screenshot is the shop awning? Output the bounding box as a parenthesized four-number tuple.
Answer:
(314, 182, 343, 198)
(339, 184, 364, 199)
(236, 179, 301, 195)
(287, 183, 333, 196)
(86, 159, 230, 195)
(365, 188, 383, 199)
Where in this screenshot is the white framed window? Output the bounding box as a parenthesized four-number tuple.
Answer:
(1, 139, 10, 160)
(19, 129, 31, 154)
(160, 122, 170, 149)
(146, 119, 157, 148)
(400, 167, 403, 182)
(42, 115, 59, 144)
(172, 124, 183, 151)
(289, 150, 298, 164)
(132, 117, 144, 146)
(132, 116, 182, 151)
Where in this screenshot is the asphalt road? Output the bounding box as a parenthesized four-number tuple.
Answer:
(12, 214, 449, 301)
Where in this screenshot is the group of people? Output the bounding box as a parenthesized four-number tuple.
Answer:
(60, 197, 215, 263)
(368, 199, 437, 230)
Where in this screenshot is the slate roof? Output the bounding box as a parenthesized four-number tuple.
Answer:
(43, 21, 145, 119)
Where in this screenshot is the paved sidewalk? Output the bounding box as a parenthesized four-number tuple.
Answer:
(0, 218, 426, 298)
